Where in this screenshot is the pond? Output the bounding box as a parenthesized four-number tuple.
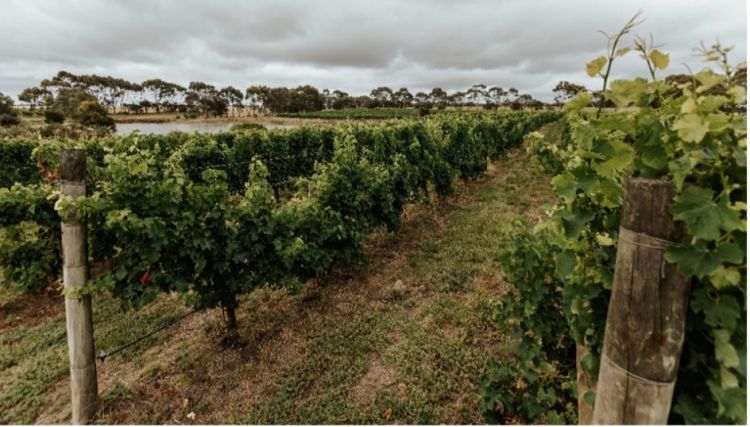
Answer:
(114, 121, 298, 135)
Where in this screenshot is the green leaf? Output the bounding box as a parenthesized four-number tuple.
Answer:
(714, 329, 740, 368)
(727, 85, 747, 104)
(673, 113, 709, 143)
(668, 154, 700, 191)
(586, 56, 608, 77)
(609, 78, 649, 107)
(670, 187, 737, 241)
(564, 92, 594, 112)
(649, 49, 670, 70)
(551, 173, 577, 203)
(561, 205, 595, 239)
(592, 140, 635, 178)
(664, 241, 743, 277)
(720, 367, 739, 389)
(555, 250, 577, 278)
(709, 265, 741, 289)
(691, 290, 741, 330)
(695, 70, 726, 93)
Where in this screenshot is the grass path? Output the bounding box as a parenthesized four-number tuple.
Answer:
(1, 141, 555, 424)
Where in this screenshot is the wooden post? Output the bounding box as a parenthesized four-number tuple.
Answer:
(592, 178, 690, 424)
(61, 149, 98, 424)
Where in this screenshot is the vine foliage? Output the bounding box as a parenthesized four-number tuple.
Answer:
(482, 17, 746, 424)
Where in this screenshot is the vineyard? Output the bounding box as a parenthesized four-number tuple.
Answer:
(2, 110, 561, 422)
(1, 16, 747, 425)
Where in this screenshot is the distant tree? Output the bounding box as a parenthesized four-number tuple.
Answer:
(552, 81, 587, 105)
(354, 95, 375, 109)
(288, 85, 325, 112)
(142, 79, 185, 113)
(486, 86, 507, 108)
(186, 82, 227, 117)
(264, 88, 292, 113)
(331, 90, 356, 109)
(75, 74, 140, 113)
(18, 86, 50, 110)
(40, 71, 79, 96)
(48, 86, 95, 117)
(243, 85, 324, 114)
(0, 91, 20, 126)
(321, 88, 334, 109)
(219, 86, 244, 116)
(76, 99, 115, 130)
(414, 91, 430, 107)
(429, 88, 449, 109)
(245, 85, 271, 113)
(466, 84, 487, 105)
(370, 86, 394, 107)
(514, 93, 544, 110)
(448, 91, 465, 107)
(393, 87, 414, 108)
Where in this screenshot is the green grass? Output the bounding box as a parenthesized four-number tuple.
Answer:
(0, 295, 185, 423)
(232, 151, 554, 424)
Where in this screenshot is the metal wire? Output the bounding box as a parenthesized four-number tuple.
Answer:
(96, 308, 199, 362)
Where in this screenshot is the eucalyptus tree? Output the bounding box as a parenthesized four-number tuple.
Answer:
(0, 91, 20, 126)
(141, 79, 185, 113)
(486, 86, 507, 108)
(219, 86, 244, 116)
(429, 87, 449, 109)
(245, 85, 271, 113)
(552, 81, 586, 105)
(466, 83, 488, 106)
(370, 86, 394, 107)
(448, 91, 466, 107)
(331, 90, 355, 110)
(18, 86, 50, 110)
(393, 87, 414, 108)
(187, 81, 228, 117)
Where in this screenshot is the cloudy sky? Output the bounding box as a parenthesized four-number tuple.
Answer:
(0, 0, 746, 101)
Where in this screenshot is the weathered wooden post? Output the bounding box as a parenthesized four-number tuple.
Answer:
(61, 149, 98, 424)
(592, 178, 690, 424)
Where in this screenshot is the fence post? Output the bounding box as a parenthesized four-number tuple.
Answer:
(61, 148, 98, 424)
(592, 178, 690, 424)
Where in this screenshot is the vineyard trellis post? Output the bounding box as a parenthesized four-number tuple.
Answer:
(61, 148, 98, 424)
(592, 178, 690, 424)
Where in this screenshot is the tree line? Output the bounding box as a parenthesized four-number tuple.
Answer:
(4, 69, 739, 129)
(10, 71, 561, 118)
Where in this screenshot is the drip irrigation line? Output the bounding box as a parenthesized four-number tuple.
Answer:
(96, 308, 200, 363)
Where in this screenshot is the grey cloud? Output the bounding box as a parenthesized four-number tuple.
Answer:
(0, 0, 745, 101)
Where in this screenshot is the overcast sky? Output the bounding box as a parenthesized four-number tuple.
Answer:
(0, 0, 746, 101)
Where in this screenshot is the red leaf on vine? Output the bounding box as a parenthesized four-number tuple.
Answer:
(140, 271, 150, 285)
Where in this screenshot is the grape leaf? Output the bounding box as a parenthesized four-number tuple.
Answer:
(649, 49, 670, 70)
(673, 113, 709, 143)
(713, 329, 740, 368)
(664, 241, 743, 277)
(670, 187, 740, 241)
(586, 56, 608, 77)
